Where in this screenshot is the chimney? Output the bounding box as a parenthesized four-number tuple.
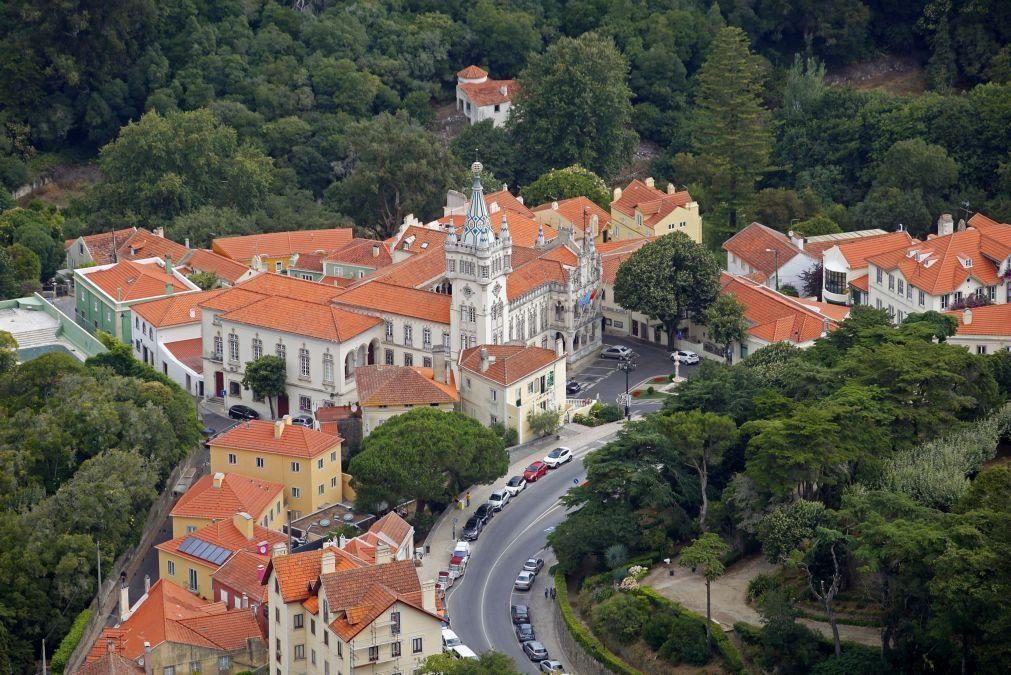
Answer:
(555, 338, 565, 358)
(432, 346, 447, 384)
(320, 550, 337, 575)
(645, 177, 655, 188)
(119, 580, 130, 622)
(272, 542, 288, 558)
(957, 218, 967, 232)
(613, 187, 622, 202)
(963, 308, 973, 325)
(479, 346, 490, 372)
(551, 201, 559, 211)
(938, 213, 954, 237)
(106, 640, 115, 655)
(241, 593, 249, 609)
(822, 318, 830, 337)
(667, 183, 676, 195)
(338, 534, 348, 549)
(233, 511, 255, 540)
(788, 230, 805, 250)
(152, 226, 165, 238)
(376, 542, 393, 565)
(184, 237, 190, 249)
(274, 420, 284, 439)
(421, 579, 437, 613)
(516, 195, 524, 205)
(143, 643, 152, 675)
(500, 84, 508, 96)
(212, 472, 224, 488)
(283, 414, 292, 426)
(165, 282, 174, 296)
(372, 244, 380, 257)
(256, 565, 266, 582)
(144, 574, 151, 593)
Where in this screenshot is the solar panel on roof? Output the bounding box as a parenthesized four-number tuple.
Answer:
(178, 536, 233, 566)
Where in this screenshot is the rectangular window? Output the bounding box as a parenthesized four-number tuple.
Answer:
(368, 646, 379, 662)
(299, 348, 311, 378)
(385, 321, 394, 339)
(888, 274, 894, 291)
(988, 285, 997, 301)
(294, 613, 304, 629)
(299, 395, 311, 412)
(391, 611, 401, 635)
(186, 525, 197, 534)
(423, 356, 432, 368)
(256, 457, 264, 468)
(941, 294, 950, 308)
(276, 342, 286, 358)
(188, 568, 198, 592)
(955, 291, 963, 303)
(423, 327, 432, 348)
(294, 644, 305, 660)
(218, 656, 230, 671)
(310, 618, 316, 635)
(317, 458, 324, 470)
(189, 662, 200, 673)
(876, 268, 883, 284)
(443, 332, 451, 348)
(291, 461, 300, 473)
(385, 349, 395, 365)
(331, 476, 337, 488)
(275, 608, 280, 624)
(252, 338, 263, 359)
(412, 637, 423, 653)
(228, 453, 237, 465)
(311, 649, 316, 665)
(275, 261, 283, 272)
(392, 641, 401, 656)
(919, 289, 925, 306)
(490, 388, 497, 401)
(330, 451, 337, 462)
(167, 560, 175, 576)
(292, 487, 301, 498)
(323, 353, 334, 382)
(228, 333, 239, 361)
(403, 324, 413, 345)
(318, 484, 324, 495)
(977, 345, 988, 355)
(213, 335, 223, 359)
(897, 279, 904, 295)
(404, 352, 413, 367)
(163, 667, 175, 675)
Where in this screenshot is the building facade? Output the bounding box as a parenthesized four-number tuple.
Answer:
(609, 178, 701, 243)
(455, 65, 514, 127)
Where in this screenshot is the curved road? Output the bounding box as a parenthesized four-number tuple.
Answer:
(445, 436, 615, 673)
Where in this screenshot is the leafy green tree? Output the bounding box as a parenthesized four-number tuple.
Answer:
(526, 408, 562, 438)
(0, 247, 25, 299)
(326, 112, 462, 238)
(422, 649, 523, 674)
(590, 592, 649, 644)
(450, 120, 517, 189)
(691, 26, 771, 238)
(613, 232, 720, 349)
(753, 188, 820, 231)
(873, 138, 959, 201)
(521, 165, 610, 209)
(655, 411, 737, 531)
(241, 356, 286, 419)
(0, 330, 17, 373)
(792, 214, 842, 237)
(187, 271, 219, 290)
(679, 532, 730, 652)
(5, 243, 41, 295)
(705, 294, 748, 364)
(14, 223, 62, 281)
(466, 0, 541, 76)
(167, 206, 253, 249)
(348, 408, 507, 512)
(509, 32, 637, 181)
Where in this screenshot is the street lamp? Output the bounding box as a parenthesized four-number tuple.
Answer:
(618, 355, 637, 420)
(765, 248, 780, 291)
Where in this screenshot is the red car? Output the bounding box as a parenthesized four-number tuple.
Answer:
(523, 461, 549, 482)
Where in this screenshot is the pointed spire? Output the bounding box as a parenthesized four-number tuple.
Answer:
(500, 212, 510, 241)
(535, 223, 546, 249)
(460, 161, 492, 248)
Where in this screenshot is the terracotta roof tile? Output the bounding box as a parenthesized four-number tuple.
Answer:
(354, 365, 459, 407)
(156, 519, 286, 569)
(212, 550, 270, 604)
(532, 196, 611, 233)
(719, 273, 840, 344)
(334, 282, 451, 324)
(611, 179, 691, 220)
(832, 231, 914, 268)
(440, 210, 556, 249)
(866, 228, 1002, 295)
(219, 294, 383, 342)
(181, 249, 253, 284)
(171, 473, 284, 522)
(722, 223, 810, 275)
(459, 344, 562, 386)
(81, 260, 197, 302)
(325, 239, 394, 268)
(302, 596, 320, 615)
(76, 651, 143, 674)
(390, 226, 448, 255)
(164, 338, 204, 374)
(368, 512, 413, 550)
(849, 274, 869, 292)
(506, 258, 567, 300)
(264, 548, 365, 603)
(457, 65, 488, 79)
(320, 559, 420, 611)
(486, 189, 534, 218)
(212, 228, 354, 262)
(365, 248, 446, 289)
(948, 304, 1011, 336)
(235, 272, 347, 304)
(599, 238, 652, 284)
(319, 275, 358, 288)
(68, 228, 138, 266)
(212, 420, 342, 459)
(458, 79, 516, 107)
(117, 229, 191, 265)
(197, 287, 268, 312)
(131, 289, 225, 327)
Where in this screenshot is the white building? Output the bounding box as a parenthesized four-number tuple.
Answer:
(455, 65, 515, 127)
(820, 231, 913, 306)
(946, 305, 1011, 355)
(722, 223, 819, 290)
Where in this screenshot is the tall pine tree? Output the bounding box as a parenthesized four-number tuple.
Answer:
(691, 26, 772, 241)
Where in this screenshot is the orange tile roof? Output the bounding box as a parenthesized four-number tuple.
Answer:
(325, 238, 394, 268)
(341, 537, 377, 564)
(197, 287, 268, 312)
(77, 651, 143, 674)
(722, 222, 809, 275)
(181, 248, 252, 284)
(212, 419, 342, 459)
(235, 272, 347, 304)
(390, 226, 448, 255)
(370, 248, 447, 289)
(117, 229, 191, 264)
(458, 79, 516, 107)
(320, 559, 433, 640)
(164, 338, 203, 374)
(68, 228, 138, 265)
(212, 550, 270, 605)
(212, 228, 354, 262)
(947, 304, 1011, 336)
(84, 580, 264, 664)
(486, 189, 534, 218)
(506, 256, 570, 300)
(833, 231, 914, 268)
(849, 274, 869, 292)
(967, 213, 1011, 261)
(459, 344, 562, 385)
(540, 245, 579, 266)
(156, 519, 286, 569)
(720, 273, 839, 344)
(865, 228, 1002, 295)
(611, 179, 692, 222)
(354, 365, 458, 407)
(457, 65, 488, 79)
(302, 596, 320, 615)
(335, 282, 452, 324)
(83, 260, 196, 303)
(264, 548, 366, 603)
(319, 275, 358, 288)
(368, 512, 413, 550)
(532, 196, 611, 232)
(171, 473, 284, 522)
(792, 297, 850, 321)
(220, 294, 383, 342)
(131, 289, 225, 327)
(441, 210, 556, 249)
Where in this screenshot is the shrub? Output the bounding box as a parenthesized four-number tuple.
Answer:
(590, 402, 624, 423)
(809, 647, 893, 675)
(642, 612, 677, 650)
(52, 608, 92, 674)
(527, 408, 562, 437)
(605, 543, 629, 569)
(572, 413, 601, 427)
(660, 616, 710, 666)
(747, 572, 777, 602)
(591, 593, 650, 644)
(555, 572, 644, 675)
(646, 385, 655, 394)
(489, 421, 518, 447)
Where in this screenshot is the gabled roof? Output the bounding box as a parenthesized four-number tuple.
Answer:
(264, 548, 366, 603)
(212, 228, 354, 261)
(506, 258, 567, 300)
(722, 223, 810, 275)
(831, 231, 914, 268)
(849, 274, 869, 292)
(79, 260, 197, 303)
(865, 228, 1001, 295)
(67, 227, 138, 265)
(968, 213, 1011, 261)
(156, 519, 286, 569)
(458, 79, 516, 107)
(164, 338, 203, 374)
(388, 226, 448, 255)
(76, 651, 143, 674)
(354, 365, 458, 407)
(235, 272, 347, 304)
(532, 196, 611, 232)
(218, 294, 383, 342)
(211, 419, 342, 458)
(486, 189, 534, 218)
(598, 238, 653, 284)
(131, 289, 225, 327)
(947, 304, 1011, 336)
(611, 179, 692, 222)
(720, 273, 841, 344)
(116, 229, 191, 264)
(212, 550, 270, 604)
(181, 248, 253, 284)
(334, 282, 451, 324)
(83, 579, 264, 664)
(170, 473, 284, 522)
(368, 512, 413, 551)
(320, 559, 432, 640)
(459, 344, 562, 386)
(371, 248, 447, 289)
(324, 238, 394, 269)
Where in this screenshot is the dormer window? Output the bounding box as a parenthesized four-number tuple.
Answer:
(962, 256, 973, 268)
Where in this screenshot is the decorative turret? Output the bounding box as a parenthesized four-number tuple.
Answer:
(535, 223, 546, 249)
(500, 212, 511, 247)
(460, 161, 494, 249)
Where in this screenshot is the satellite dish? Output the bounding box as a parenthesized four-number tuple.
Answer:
(343, 513, 354, 522)
(319, 519, 331, 528)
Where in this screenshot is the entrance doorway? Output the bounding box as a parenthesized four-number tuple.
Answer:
(277, 394, 289, 417)
(214, 371, 224, 398)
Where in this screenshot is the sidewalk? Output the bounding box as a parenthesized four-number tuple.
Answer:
(418, 419, 625, 585)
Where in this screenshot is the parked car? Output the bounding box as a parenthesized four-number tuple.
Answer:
(474, 503, 495, 524)
(543, 447, 573, 468)
(448, 555, 467, 579)
(441, 628, 462, 650)
(565, 380, 582, 395)
(540, 659, 565, 672)
(453, 541, 471, 560)
(515, 623, 535, 643)
(448, 645, 479, 660)
(510, 604, 530, 625)
(461, 517, 482, 541)
(504, 476, 527, 496)
(523, 641, 549, 661)
(227, 404, 259, 420)
(290, 414, 314, 427)
(523, 558, 544, 575)
(670, 349, 700, 364)
(437, 570, 454, 588)
(487, 489, 510, 511)
(514, 571, 535, 591)
(523, 461, 549, 482)
(600, 345, 635, 360)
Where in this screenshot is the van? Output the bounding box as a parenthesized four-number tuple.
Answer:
(449, 645, 479, 660)
(441, 627, 462, 650)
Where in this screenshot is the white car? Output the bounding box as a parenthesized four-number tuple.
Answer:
(441, 628, 462, 650)
(514, 570, 536, 591)
(487, 489, 511, 510)
(504, 475, 527, 496)
(670, 349, 700, 364)
(449, 645, 479, 660)
(600, 345, 635, 359)
(543, 447, 573, 468)
(453, 541, 471, 560)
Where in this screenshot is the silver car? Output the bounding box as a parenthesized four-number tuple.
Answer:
(487, 489, 510, 510)
(514, 570, 535, 591)
(600, 345, 634, 359)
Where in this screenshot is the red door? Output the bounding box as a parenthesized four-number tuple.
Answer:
(214, 371, 224, 397)
(277, 395, 289, 417)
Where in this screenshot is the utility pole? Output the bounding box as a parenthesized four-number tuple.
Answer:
(96, 541, 102, 614)
(41, 639, 47, 675)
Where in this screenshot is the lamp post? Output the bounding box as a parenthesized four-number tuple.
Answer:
(765, 248, 780, 291)
(618, 355, 637, 420)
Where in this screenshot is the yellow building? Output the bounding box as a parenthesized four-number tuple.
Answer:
(169, 472, 285, 538)
(609, 177, 701, 243)
(211, 228, 354, 272)
(531, 196, 613, 244)
(156, 511, 287, 601)
(210, 417, 347, 521)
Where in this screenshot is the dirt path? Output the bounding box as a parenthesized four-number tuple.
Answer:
(644, 554, 882, 648)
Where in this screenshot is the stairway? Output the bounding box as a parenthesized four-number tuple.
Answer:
(10, 326, 59, 348)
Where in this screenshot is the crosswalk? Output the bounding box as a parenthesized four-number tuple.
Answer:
(570, 363, 618, 392)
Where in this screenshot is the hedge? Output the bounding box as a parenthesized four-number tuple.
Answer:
(635, 587, 746, 674)
(554, 571, 644, 675)
(52, 608, 92, 674)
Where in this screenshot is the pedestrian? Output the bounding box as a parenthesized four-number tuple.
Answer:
(551, 587, 556, 600)
(544, 587, 549, 599)
(466, 492, 471, 507)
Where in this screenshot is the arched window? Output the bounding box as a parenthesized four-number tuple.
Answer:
(344, 353, 354, 379)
